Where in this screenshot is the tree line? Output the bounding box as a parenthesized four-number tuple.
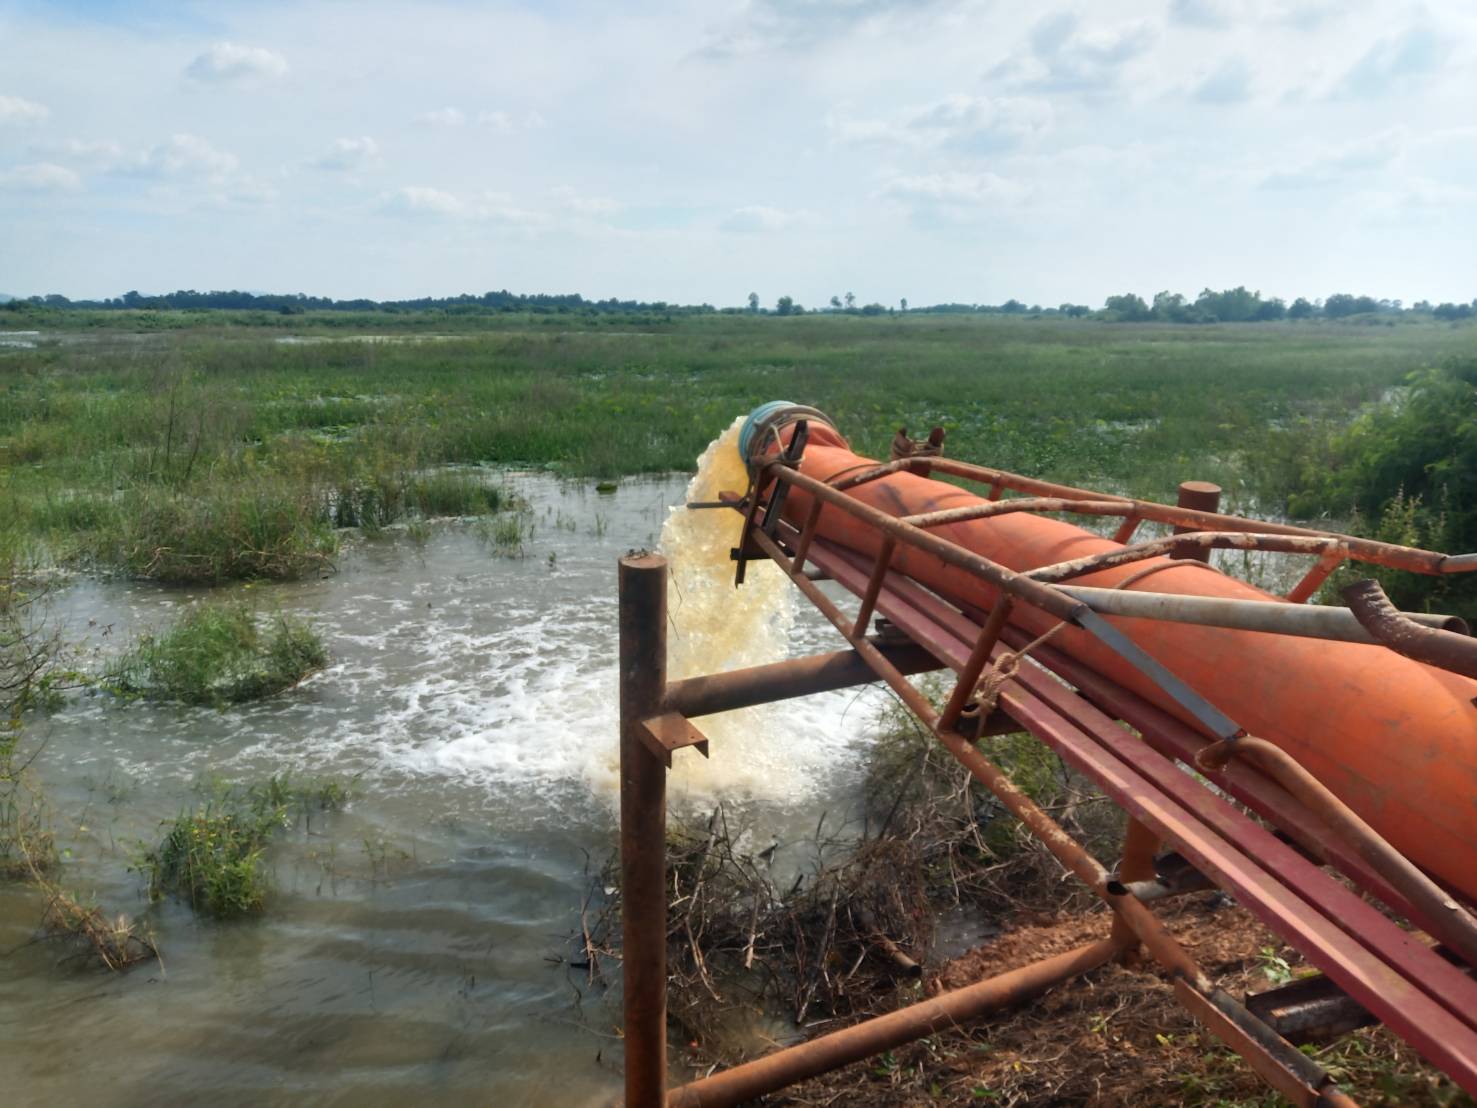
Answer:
(5, 285, 1474, 323)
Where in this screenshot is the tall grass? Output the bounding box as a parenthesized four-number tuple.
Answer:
(103, 601, 328, 707)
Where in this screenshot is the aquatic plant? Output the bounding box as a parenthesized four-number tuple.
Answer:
(103, 600, 328, 708)
(138, 773, 350, 918)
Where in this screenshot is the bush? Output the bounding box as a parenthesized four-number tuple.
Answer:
(104, 601, 328, 707)
(1289, 358, 1477, 618)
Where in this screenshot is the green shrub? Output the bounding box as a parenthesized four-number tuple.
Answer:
(1289, 358, 1477, 618)
(104, 601, 328, 707)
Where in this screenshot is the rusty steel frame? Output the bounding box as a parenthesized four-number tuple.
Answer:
(614, 450, 1477, 1107)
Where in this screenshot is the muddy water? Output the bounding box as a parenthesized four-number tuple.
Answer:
(0, 471, 889, 1107)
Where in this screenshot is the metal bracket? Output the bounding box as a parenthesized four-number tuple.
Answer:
(637, 712, 711, 768)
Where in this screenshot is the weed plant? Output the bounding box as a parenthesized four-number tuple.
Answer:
(138, 773, 349, 918)
(103, 601, 328, 707)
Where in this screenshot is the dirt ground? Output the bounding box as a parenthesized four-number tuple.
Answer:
(767, 894, 1474, 1107)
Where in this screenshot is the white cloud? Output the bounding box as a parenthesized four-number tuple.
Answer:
(0, 95, 49, 124)
(382, 186, 548, 226)
(386, 185, 468, 218)
(0, 163, 82, 193)
(185, 42, 288, 84)
(719, 205, 806, 232)
(993, 13, 1156, 96)
(834, 94, 1051, 153)
(312, 136, 381, 172)
(136, 134, 239, 179)
(419, 107, 466, 128)
(419, 107, 544, 132)
(701, 0, 947, 58)
(882, 171, 1025, 208)
(28, 139, 127, 170)
(553, 186, 618, 216)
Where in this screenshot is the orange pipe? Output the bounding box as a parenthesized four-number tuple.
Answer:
(765, 421, 1477, 902)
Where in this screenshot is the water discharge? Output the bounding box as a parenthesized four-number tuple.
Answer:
(659, 417, 812, 802)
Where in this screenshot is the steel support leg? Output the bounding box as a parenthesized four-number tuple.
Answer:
(619, 553, 669, 1107)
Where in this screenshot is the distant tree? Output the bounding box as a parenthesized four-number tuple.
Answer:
(748, 292, 760, 313)
(1324, 293, 1380, 319)
(1288, 297, 1315, 320)
(900, 298, 908, 312)
(1255, 297, 1287, 321)
(1060, 303, 1090, 318)
(1434, 302, 1474, 321)
(1001, 299, 1027, 314)
(829, 295, 842, 310)
(860, 302, 886, 316)
(1104, 293, 1150, 321)
(1413, 300, 1433, 313)
(1152, 291, 1186, 321)
(844, 292, 856, 310)
(1195, 285, 1261, 323)
(775, 295, 795, 316)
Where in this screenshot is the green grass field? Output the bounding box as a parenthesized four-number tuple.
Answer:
(2, 311, 1472, 581)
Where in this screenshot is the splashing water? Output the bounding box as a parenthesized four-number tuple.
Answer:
(655, 417, 857, 806)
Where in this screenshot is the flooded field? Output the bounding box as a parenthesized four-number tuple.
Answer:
(0, 470, 887, 1107)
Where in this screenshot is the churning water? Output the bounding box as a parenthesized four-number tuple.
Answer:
(1, 438, 887, 1105)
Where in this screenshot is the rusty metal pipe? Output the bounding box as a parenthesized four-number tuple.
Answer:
(939, 596, 1015, 730)
(770, 465, 1087, 622)
(1172, 481, 1222, 563)
(662, 641, 942, 720)
(926, 457, 1461, 576)
(618, 553, 671, 1108)
(1057, 585, 1468, 643)
(666, 938, 1121, 1108)
(1341, 578, 1477, 680)
(1029, 531, 1344, 584)
(1199, 735, 1477, 971)
(901, 497, 1133, 529)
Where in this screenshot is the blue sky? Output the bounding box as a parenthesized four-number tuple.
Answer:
(2, 0, 1474, 306)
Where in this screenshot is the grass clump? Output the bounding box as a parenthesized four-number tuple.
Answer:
(141, 796, 283, 917)
(138, 773, 349, 918)
(94, 483, 339, 584)
(104, 600, 328, 708)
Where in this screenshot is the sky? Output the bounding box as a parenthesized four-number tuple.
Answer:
(2, 0, 1475, 307)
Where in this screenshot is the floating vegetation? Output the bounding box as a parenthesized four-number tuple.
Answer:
(103, 600, 328, 708)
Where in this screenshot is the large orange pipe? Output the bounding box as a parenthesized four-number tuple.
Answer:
(758, 418, 1477, 901)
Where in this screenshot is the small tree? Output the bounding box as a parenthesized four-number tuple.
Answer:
(900, 298, 908, 312)
(747, 292, 760, 313)
(776, 296, 795, 316)
(829, 295, 842, 311)
(844, 292, 856, 311)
